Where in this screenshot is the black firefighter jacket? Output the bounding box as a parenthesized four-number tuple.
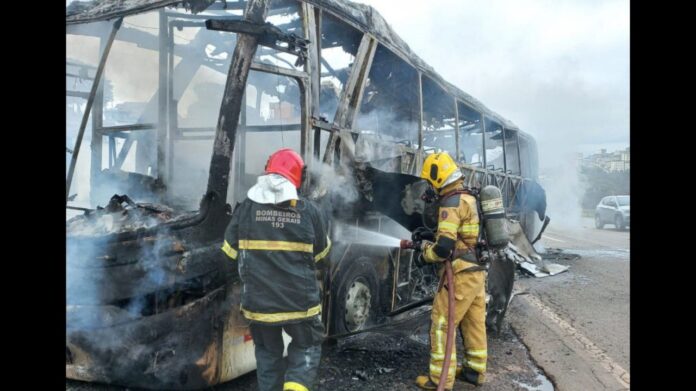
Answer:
(222, 197, 331, 325)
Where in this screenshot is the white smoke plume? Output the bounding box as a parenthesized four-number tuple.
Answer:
(537, 134, 584, 230)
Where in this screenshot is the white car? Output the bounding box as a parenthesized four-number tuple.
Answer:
(595, 195, 630, 230)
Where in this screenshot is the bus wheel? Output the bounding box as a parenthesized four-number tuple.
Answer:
(333, 258, 379, 334)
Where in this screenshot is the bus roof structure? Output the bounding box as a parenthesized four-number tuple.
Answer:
(66, 0, 522, 133)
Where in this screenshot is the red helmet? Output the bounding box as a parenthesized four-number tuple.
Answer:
(264, 148, 305, 188)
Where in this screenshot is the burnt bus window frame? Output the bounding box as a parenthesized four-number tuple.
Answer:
(455, 100, 485, 167)
(232, 70, 307, 203)
(66, 21, 114, 209)
(483, 116, 506, 173)
(355, 43, 421, 147)
(253, 0, 306, 72)
(318, 9, 362, 124)
(526, 135, 539, 180)
(165, 12, 243, 209)
(313, 7, 426, 175)
(502, 127, 521, 176)
(421, 74, 457, 156)
(518, 133, 532, 178)
(76, 3, 312, 211)
(66, 12, 165, 208)
(164, 0, 312, 207)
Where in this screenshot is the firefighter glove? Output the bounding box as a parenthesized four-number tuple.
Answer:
(419, 240, 433, 252)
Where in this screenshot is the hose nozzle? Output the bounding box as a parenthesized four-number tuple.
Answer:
(400, 239, 416, 249)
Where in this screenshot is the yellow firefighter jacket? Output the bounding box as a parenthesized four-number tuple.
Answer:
(422, 179, 481, 274)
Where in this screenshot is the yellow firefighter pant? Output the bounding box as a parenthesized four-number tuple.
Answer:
(428, 268, 487, 389)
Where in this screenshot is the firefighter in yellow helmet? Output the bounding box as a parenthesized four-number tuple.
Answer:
(415, 152, 487, 390)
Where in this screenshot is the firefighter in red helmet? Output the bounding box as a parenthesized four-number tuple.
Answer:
(221, 148, 331, 391)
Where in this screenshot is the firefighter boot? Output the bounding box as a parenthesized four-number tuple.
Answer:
(415, 375, 452, 391)
(458, 367, 485, 387)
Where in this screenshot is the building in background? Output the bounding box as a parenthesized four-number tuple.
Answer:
(579, 146, 630, 172)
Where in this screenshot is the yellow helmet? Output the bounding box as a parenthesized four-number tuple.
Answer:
(420, 152, 459, 189)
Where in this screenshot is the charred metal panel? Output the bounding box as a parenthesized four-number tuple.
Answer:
(67, 242, 224, 304)
(66, 0, 216, 24)
(66, 192, 233, 387)
(67, 287, 228, 390)
(355, 165, 434, 232)
(206, 19, 309, 65)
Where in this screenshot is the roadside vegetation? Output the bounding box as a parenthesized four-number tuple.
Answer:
(580, 167, 630, 214)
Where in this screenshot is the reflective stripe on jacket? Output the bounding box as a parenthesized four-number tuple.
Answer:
(222, 197, 330, 324)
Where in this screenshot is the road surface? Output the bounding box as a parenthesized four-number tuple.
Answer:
(507, 217, 629, 390)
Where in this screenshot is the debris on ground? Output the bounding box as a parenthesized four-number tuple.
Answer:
(541, 248, 581, 262)
(67, 315, 554, 391)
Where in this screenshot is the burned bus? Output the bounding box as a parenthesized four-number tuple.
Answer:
(66, 0, 548, 389)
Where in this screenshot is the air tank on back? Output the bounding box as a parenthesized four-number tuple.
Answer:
(480, 185, 509, 248)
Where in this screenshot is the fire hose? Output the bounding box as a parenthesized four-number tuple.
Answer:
(401, 240, 456, 391)
(439, 259, 455, 391)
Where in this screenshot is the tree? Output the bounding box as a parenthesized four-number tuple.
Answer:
(579, 166, 629, 209)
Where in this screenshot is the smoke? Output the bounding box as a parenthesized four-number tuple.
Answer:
(121, 227, 171, 317)
(306, 117, 418, 210)
(308, 158, 361, 208)
(66, 236, 104, 329)
(67, 221, 171, 321)
(356, 108, 419, 147)
(66, 222, 195, 380)
(537, 134, 584, 230)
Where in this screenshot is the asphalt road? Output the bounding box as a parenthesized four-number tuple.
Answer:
(507, 217, 630, 390)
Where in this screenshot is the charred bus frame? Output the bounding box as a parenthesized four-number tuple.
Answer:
(66, 0, 546, 389)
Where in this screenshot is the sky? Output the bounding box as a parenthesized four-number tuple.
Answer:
(353, 0, 630, 164)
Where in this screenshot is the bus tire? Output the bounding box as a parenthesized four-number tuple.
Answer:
(332, 258, 379, 335)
